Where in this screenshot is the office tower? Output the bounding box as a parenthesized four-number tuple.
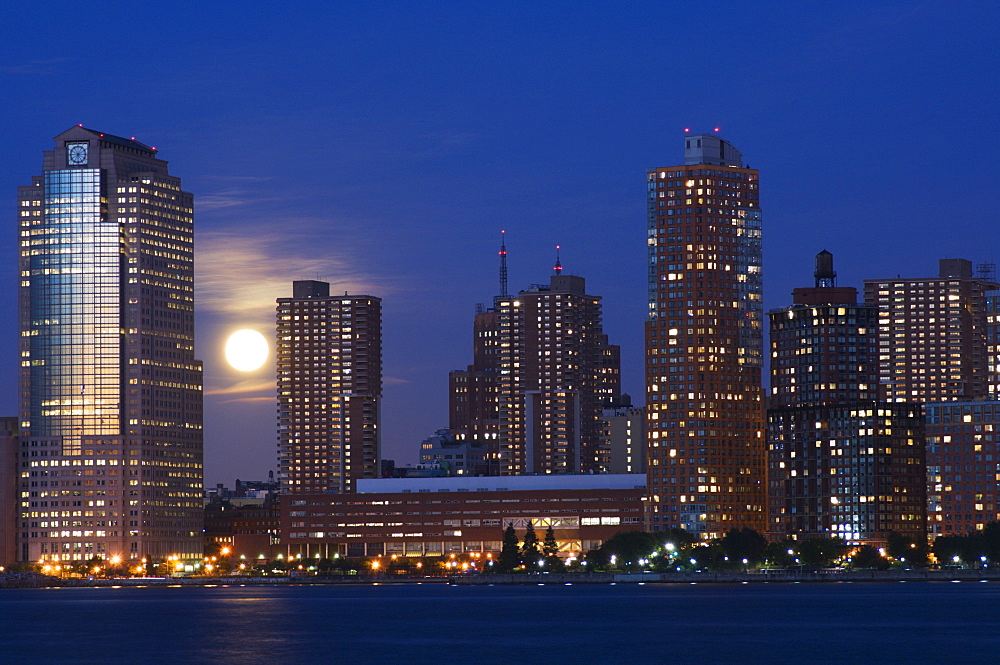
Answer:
(767, 252, 926, 545)
(18, 126, 203, 564)
(644, 132, 765, 537)
(864, 259, 998, 402)
(276, 281, 382, 493)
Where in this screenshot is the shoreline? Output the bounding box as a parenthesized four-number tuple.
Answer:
(4, 568, 1000, 588)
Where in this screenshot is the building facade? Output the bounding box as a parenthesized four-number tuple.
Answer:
(17, 126, 203, 564)
(451, 261, 620, 476)
(768, 403, 926, 544)
(281, 475, 646, 560)
(449, 308, 501, 471)
(864, 259, 998, 403)
(767, 253, 926, 545)
(644, 133, 766, 536)
(276, 281, 382, 494)
(418, 429, 489, 476)
(494, 272, 620, 474)
(599, 399, 646, 475)
(0, 418, 17, 565)
(925, 401, 1000, 537)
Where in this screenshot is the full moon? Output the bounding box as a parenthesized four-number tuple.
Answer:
(225, 329, 268, 371)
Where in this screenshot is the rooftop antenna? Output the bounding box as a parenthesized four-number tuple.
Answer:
(977, 261, 996, 281)
(499, 230, 508, 297)
(554, 245, 563, 275)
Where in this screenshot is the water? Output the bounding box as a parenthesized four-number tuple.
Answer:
(1, 581, 996, 664)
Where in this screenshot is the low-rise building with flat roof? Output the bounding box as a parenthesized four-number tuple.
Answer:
(280, 474, 646, 559)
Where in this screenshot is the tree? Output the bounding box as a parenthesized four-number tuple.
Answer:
(850, 545, 889, 570)
(521, 520, 541, 570)
(721, 528, 767, 565)
(600, 531, 658, 570)
(659, 528, 698, 550)
(797, 537, 847, 568)
(978, 522, 1000, 563)
(499, 523, 521, 572)
(583, 548, 609, 571)
(763, 540, 796, 568)
(886, 531, 928, 567)
(932, 535, 963, 565)
(542, 525, 564, 571)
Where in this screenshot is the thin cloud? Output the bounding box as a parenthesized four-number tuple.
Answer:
(202, 175, 275, 182)
(198, 188, 282, 211)
(217, 395, 276, 405)
(0, 58, 73, 74)
(384, 376, 411, 386)
(197, 217, 396, 329)
(204, 379, 274, 397)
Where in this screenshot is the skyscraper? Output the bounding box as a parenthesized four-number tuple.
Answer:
(451, 249, 620, 475)
(449, 307, 501, 472)
(495, 270, 621, 474)
(277, 281, 382, 493)
(644, 132, 766, 537)
(864, 259, 998, 402)
(18, 126, 203, 564)
(767, 252, 926, 545)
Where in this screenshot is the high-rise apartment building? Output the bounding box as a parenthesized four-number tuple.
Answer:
(925, 401, 1000, 537)
(864, 259, 998, 402)
(17, 126, 203, 564)
(599, 398, 646, 475)
(770, 251, 878, 407)
(449, 308, 501, 470)
(767, 252, 926, 545)
(496, 271, 621, 474)
(277, 281, 381, 493)
(644, 133, 765, 537)
(451, 256, 620, 475)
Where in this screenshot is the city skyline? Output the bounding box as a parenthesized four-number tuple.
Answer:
(0, 3, 997, 486)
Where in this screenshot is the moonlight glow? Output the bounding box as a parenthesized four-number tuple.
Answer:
(225, 329, 268, 371)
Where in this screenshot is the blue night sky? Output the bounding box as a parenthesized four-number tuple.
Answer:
(0, 2, 997, 485)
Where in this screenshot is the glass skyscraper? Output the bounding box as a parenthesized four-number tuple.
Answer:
(17, 126, 203, 565)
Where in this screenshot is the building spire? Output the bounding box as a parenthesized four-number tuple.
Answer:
(553, 245, 562, 275)
(499, 230, 508, 297)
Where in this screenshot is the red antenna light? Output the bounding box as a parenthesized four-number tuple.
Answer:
(714, 127, 721, 132)
(499, 230, 509, 296)
(683, 127, 690, 133)
(77, 123, 83, 127)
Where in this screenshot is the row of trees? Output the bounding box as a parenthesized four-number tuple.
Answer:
(930, 521, 1000, 565)
(498, 521, 563, 572)
(589, 525, 985, 572)
(492, 524, 948, 574)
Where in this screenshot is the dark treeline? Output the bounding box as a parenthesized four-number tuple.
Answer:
(495, 523, 952, 573)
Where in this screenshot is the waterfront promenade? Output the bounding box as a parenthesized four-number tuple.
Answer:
(5, 568, 1000, 588)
